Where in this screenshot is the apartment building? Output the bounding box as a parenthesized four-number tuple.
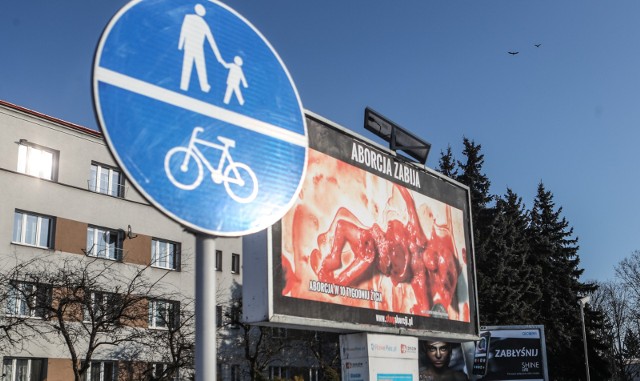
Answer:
(0, 100, 243, 380)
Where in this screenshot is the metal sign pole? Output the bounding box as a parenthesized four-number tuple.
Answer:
(93, 2, 307, 379)
(196, 235, 217, 381)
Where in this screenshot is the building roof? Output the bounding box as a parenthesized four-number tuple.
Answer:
(0, 99, 101, 138)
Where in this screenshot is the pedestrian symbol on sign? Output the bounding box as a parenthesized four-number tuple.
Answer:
(179, 3, 249, 106)
(222, 56, 248, 105)
(179, 4, 223, 93)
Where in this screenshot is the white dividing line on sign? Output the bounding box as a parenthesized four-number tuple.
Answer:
(95, 66, 307, 148)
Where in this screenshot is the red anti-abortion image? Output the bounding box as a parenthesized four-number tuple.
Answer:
(281, 148, 470, 322)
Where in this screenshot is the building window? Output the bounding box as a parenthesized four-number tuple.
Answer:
(231, 365, 241, 381)
(83, 291, 120, 323)
(151, 239, 179, 270)
(229, 302, 240, 329)
(81, 361, 117, 381)
(270, 366, 289, 380)
(17, 141, 58, 181)
(89, 162, 124, 197)
(149, 363, 179, 381)
(2, 358, 47, 381)
(12, 210, 53, 248)
(231, 253, 240, 274)
(215, 250, 222, 271)
(5, 282, 51, 318)
(86, 226, 123, 260)
(149, 299, 178, 329)
(271, 327, 287, 339)
(216, 305, 223, 328)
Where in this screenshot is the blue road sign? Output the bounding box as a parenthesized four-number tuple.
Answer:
(93, 0, 308, 236)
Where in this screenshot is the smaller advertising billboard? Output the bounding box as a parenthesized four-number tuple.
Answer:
(465, 325, 549, 381)
(341, 333, 419, 381)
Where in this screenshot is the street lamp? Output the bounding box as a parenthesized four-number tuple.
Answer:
(364, 107, 431, 165)
(578, 296, 591, 381)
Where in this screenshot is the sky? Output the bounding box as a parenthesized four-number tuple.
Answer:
(2, 0, 639, 282)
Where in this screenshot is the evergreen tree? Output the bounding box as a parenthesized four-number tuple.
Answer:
(437, 145, 458, 179)
(623, 327, 640, 360)
(455, 138, 493, 214)
(455, 138, 494, 255)
(454, 138, 495, 323)
(445, 139, 612, 379)
(528, 182, 598, 380)
(478, 189, 539, 325)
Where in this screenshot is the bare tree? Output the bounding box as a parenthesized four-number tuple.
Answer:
(216, 282, 292, 381)
(592, 281, 634, 380)
(617, 251, 640, 302)
(216, 293, 340, 380)
(589, 250, 640, 381)
(219, 300, 290, 380)
(139, 296, 195, 381)
(305, 331, 341, 381)
(0, 258, 41, 353)
(3, 254, 171, 381)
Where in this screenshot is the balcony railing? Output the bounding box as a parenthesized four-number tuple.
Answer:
(85, 244, 124, 261)
(87, 180, 127, 198)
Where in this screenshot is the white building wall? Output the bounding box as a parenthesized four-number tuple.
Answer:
(0, 100, 244, 376)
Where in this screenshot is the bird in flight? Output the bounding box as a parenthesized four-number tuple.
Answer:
(508, 51, 519, 55)
(534, 44, 541, 48)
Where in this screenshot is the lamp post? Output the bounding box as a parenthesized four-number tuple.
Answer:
(578, 296, 591, 381)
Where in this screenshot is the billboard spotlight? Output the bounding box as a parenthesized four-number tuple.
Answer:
(364, 107, 431, 165)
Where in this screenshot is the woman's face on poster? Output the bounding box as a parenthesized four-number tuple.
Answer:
(426, 341, 451, 369)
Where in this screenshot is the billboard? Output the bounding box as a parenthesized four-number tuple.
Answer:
(465, 326, 549, 381)
(243, 113, 479, 340)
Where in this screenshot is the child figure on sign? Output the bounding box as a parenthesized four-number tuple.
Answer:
(223, 56, 248, 105)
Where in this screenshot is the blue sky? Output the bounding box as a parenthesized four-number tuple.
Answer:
(2, 1, 639, 282)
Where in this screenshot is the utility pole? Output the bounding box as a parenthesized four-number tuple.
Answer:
(579, 296, 591, 381)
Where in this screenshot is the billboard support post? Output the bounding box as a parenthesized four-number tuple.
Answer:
(196, 235, 217, 381)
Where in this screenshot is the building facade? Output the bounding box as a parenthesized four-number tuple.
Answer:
(0, 100, 243, 380)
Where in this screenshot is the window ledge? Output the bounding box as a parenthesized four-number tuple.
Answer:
(148, 326, 171, 331)
(85, 254, 121, 262)
(5, 314, 44, 320)
(150, 265, 178, 271)
(11, 241, 51, 250)
(16, 172, 56, 182)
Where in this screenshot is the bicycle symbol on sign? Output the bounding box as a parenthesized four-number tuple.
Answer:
(164, 127, 258, 203)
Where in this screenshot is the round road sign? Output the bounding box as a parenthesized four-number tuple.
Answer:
(93, 0, 308, 236)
